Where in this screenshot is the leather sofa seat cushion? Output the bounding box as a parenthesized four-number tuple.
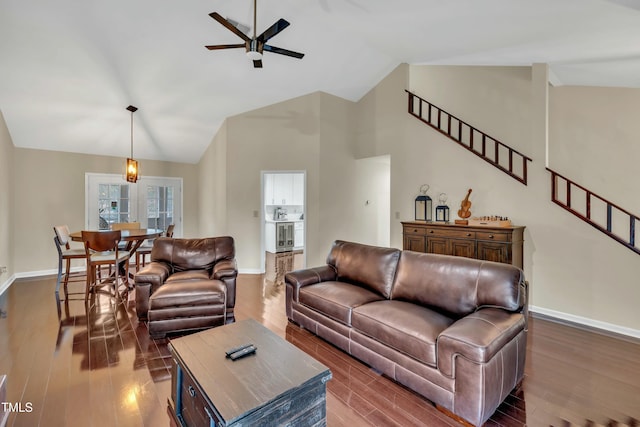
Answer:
(326, 240, 400, 298)
(165, 269, 209, 283)
(299, 281, 384, 325)
(149, 279, 226, 310)
(352, 300, 455, 367)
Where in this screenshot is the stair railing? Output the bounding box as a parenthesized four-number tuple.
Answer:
(406, 90, 532, 185)
(548, 168, 639, 255)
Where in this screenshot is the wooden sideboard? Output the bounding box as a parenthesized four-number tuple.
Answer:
(401, 221, 525, 269)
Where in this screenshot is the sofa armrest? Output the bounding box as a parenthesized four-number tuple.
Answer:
(285, 265, 337, 321)
(211, 259, 238, 280)
(437, 308, 526, 378)
(285, 265, 337, 291)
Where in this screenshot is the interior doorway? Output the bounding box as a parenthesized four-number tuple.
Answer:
(261, 171, 306, 276)
(354, 155, 391, 247)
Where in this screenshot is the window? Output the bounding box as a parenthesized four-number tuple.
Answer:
(86, 174, 182, 235)
(98, 184, 131, 229)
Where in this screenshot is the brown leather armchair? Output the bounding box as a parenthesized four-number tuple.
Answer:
(134, 236, 237, 339)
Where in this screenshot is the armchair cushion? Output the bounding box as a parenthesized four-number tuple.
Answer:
(166, 269, 210, 282)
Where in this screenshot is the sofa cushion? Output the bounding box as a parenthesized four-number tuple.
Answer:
(326, 240, 400, 298)
(392, 251, 524, 317)
(352, 300, 455, 367)
(299, 281, 384, 325)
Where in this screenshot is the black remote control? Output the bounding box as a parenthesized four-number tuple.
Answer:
(225, 343, 253, 358)
(229, 344, 257, 360)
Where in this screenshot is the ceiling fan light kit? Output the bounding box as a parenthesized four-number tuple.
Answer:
(205, 0, 304, 68)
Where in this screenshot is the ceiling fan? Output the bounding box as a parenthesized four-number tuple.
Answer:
(205, 0, 305, 68)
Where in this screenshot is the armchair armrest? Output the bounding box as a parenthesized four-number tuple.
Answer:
(134, 261, 171, 321)
(134, 261, 170, 288)
(211, 259, 238, 280)
(437, 308, 526, 378)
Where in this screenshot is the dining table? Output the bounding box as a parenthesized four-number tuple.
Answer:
(69, 228, 163, 282)
(69, 228, 163, 252)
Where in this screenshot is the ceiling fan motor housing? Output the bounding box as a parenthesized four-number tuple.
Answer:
(247, 39, 263, 60)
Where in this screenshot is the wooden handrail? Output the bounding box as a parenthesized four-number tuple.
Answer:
(547, 168, 640, 255)
(406, 90, 532, 185)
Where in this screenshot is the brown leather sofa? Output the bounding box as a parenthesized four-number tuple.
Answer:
(285, 240, 528, 426)
(134, 236, 237, 339)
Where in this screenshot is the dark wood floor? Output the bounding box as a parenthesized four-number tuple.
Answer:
(0, 274, 639, 427)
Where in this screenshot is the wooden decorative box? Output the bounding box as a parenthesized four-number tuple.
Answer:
(468, 218, 512, 227)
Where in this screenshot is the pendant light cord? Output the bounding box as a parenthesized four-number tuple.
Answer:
(130, 109, 134, 158)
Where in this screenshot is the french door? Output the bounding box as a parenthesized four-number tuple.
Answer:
(85, 173, 182, 236)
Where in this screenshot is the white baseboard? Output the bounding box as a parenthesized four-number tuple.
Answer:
(530, 305, 640, 340)
(0, 274, 16, 297)
(239, 268, 263, 275)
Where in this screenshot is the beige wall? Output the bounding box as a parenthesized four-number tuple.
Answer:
(224, 93, 323, 271)
(198, 120, 228, 237)
(352, 64, 639, 334)
(220, 91, 367, 271)
(4, 63, 639, 335)
(12, 148, 199, 273)
(0, 111, 15, 289)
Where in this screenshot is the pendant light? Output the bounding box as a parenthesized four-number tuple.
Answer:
(125, 105, 139, 183)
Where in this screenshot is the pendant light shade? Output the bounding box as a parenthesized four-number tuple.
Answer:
(125, 105, 139, 183)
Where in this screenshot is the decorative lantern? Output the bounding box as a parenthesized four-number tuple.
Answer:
(414, 184, 432, 221)
(435, 193, 450, 223)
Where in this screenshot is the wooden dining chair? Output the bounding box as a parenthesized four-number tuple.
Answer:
(53, 225, 86, 298)
(136, 224, 174, 268)
(81, 230, 130, 304)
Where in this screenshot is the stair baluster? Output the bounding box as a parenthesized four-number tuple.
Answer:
(548, 168, 640, 256)
(406, 90, 532, 185)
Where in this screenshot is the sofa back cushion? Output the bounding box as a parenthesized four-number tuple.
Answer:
(151, 236, 235, 272)
(391, 251, 525, 317)
(326, 240, 400, 298)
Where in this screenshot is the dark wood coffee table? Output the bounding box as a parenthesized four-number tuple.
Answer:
(167, 318, 332, 427)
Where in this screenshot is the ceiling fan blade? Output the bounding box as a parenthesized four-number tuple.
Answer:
(257, 19, 290, 43)
(205, 43, 246, 50)
(209, 12, 251, 42)
(253, 59, 263, 68)
(263, 44, 304, 59)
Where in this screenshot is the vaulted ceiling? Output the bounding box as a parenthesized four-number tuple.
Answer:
(2, 0, 639, 164)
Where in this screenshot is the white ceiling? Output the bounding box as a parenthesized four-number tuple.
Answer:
(2, 0, 640, 164)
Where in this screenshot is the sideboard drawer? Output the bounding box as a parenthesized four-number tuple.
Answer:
(404, 226, 426, 235)
(476, 231, 509, 242)
(426, 228, 476, 239)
